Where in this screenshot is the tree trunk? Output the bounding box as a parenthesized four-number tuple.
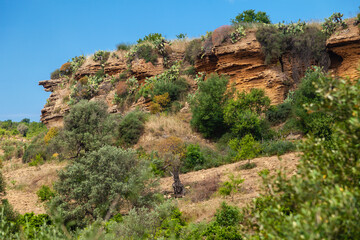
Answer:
(171, 167, 184, 198)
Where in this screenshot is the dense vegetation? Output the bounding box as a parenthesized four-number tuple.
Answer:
(1, 69, 358, 239)
(0, 9, 358, 240)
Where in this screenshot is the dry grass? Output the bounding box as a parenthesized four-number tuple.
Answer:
(2, 158, 66, 214)
(235, 22, 264, 30)
(183, 174, 221, 203)
(160, 152, 300, 222)
(136, 113, 214, 152)
(212, 25, 233, 46)
(170, 39, 190, 53)
(306, 21, 322, 30)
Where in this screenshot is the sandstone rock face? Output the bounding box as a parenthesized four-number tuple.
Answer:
(196, 29, 288, 105)
(39, 48, 178, 127)
(39, 79, 70, 128)
(39, 21, 360, 128)
(327, 19, 360, 80)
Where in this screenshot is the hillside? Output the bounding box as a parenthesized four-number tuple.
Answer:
(39, 18, 360, 128)
(1, 11, 360, 240)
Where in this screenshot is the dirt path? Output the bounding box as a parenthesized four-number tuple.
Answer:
(160, 152, 300, 222)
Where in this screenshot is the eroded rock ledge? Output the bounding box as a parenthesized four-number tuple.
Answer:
(39, 19, 360, 128)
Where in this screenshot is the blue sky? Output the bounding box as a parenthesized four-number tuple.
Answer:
(0, 0, 358, 122)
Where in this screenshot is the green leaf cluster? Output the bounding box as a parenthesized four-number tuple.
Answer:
(231, 9, 270, 24)
(190, 73, 232, 139)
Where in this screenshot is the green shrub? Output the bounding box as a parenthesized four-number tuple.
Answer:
(322, 12, 347, 36)
(228, 88, 270, 115)
(152, 77, 188, 101)
(190, 73, 232, 138)
(170, 101, 183, 113)
(256, 23, 328, 77)
(137, 33, 164, 44)
(203, 202, 243, 239)
(182, 144, 205, 171)
(28, 154, 44, 167)
(26, 121, 48, 139)
(0, 171, 5, 196)
(176, 33, 187, 39)
(155, 207, 186, 238)
(293, 67, 333, 139)
(223, 89, 273, 140)
(201, 145, 235, 169)
(148, 154, 166, 177)
(231, 9, 270, 24)
(0, 199, 20, 236)
(116, 43, 131, 51)
(95, 68, 105, 78)
(22, 133, 47, 163)
(215, 202, 242, 226)
(183, 66, 197, 77)
(136, 44, 158, 65)
(203, 224, 243, 240)
(230, 24, 246, 43)
(266, 102, 292, 125)
(0, 140, 23, 161)
(224, 109, 266, 141)
(36, 185, 55, 202)
(93, 50, 110, 64)
(70, 55, 86, 72)
(137, 62, 188, 101)
(256, 25, 285, 64)
(18, 213, 51, 239)
(238, 162, 257, 170)
(105, 201, 184, 239)
(229, 134, 261, 161)
(184, 39, 202, 65)
(50, 69, 61, 79)
(218, 174, 244, 197)
(50, 145, 158, 228)
(117, 110, 147, 146)
(261, 140, 296, 156)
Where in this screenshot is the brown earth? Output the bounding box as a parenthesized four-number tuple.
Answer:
(160, 152, 300, 222)
(1, 152, 299, 218)
(1, 158, 66, 214)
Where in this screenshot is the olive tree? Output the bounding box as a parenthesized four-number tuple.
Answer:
(50, 145, 158, 228)
(63, 100, 116, 157)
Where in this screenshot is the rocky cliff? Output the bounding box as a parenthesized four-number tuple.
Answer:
(327, 19, 360, 79)
(39, 19, 360, 128)
(196, 29, 288, 106)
